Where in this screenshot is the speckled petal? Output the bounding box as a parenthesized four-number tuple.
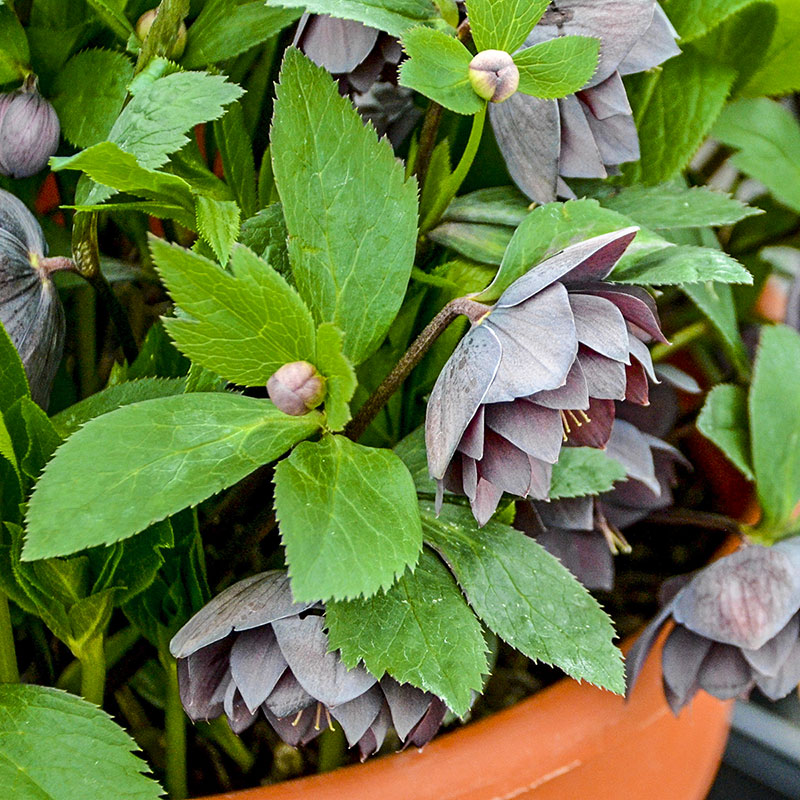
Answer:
(457, 406, 485, 460)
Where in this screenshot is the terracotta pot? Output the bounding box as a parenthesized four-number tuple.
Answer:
(200, 624, 733, 800)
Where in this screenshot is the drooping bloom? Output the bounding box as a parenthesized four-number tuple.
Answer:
(426, 227, 666, 525)
(489, 1, 680, 202)
(627, 538, 800, 712)
(170, 571, 446, 759)
(516, 417, 687, 590)
(0, 76, 60, 179)
(0, 188, 70, 407)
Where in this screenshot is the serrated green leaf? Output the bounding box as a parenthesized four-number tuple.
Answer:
(428, 220, 513, 265)
(468, 0, 549, 52)
(182, 0, 301, 68)
(0, 6, 29, 83)
(315, 324, 356, 431)
(214, 100, 257, 218)
(749, 325, 800, 531)
(661, 0, 764, 42)
(0, 414, 18, 477)
(272, 49, 418, 365)
(745, 0, 800, 96)
(269, 0, 438, 37)
(274, 435, 423, 601)
(549, 447, 627, 499)
(152, 238, 316, 386)
(85, 0, 134, 40)
(51, 49, 133, 149)
(195, 196, 241, 266)
(421, 502, 625, 693)
(0, 320, 29, 415)
(239, 203, 290, 278)
(5, 397, 61, 484)
(611, 245, 752, 286)
(600, 185, 762, 230)
(0, 684, 163, 800)
(326, 548, 487, 714)
(128, 320, 190, 381)
(630, 47, 736, 185)
(713, 99, 800, 214)
(514, 36, 600, 99)
(51, 379, 188, 438)
(399, 27, 483, 114)
(697, 384, 754, 480)
(419, 139, 454, 225)
(394, 425, 437, 494)
(23, 394, 321, 560)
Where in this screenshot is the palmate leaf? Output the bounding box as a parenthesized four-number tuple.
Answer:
(23, 394, 321, 560)
(271, 49, 418, 366)
(513, 36, 600, 99)
(421, 502, 625, 693)
(549, 447, 626, 499)
(326, 548, 488, 715)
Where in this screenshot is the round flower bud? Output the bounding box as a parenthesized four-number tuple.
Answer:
(0, 76, 60, 179)
(136, 8, 188, 59)
(267, 361, 326, 416)
(468, 49, 519, 103)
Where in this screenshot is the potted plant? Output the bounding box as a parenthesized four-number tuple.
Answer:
(1, 1, 799, 799)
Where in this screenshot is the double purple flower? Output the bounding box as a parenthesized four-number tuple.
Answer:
(170, 571, 445, 759)
(426, 228, 666, 525)
(627, 538, 800, 711)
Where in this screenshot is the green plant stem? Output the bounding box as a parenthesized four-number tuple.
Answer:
(421, 103, 487, 232)
(162, 653, 188, 800)
(317, 722, 346, 773)
(651, 320, 709, 362)
(79, 634, 107, 706)
(0, 591, 19, 683)
(413, 100, 444, 199)
(75, 287, 97, 398)
(345, 296, 488, 441)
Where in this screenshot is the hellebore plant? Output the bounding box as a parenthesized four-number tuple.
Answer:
(0, 1, 799, 799)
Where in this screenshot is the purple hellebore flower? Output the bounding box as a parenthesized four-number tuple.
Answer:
(516, 417, 688, 590)
(627, 537, 800, 712)
(170, 571, 446, 759)
(425, 227, 667, 526)
(489, 1, 680, 203)
(0, 188, 69, 408)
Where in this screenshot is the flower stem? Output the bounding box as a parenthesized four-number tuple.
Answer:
(79, 633, 107, 706)
(345, 297, 487, 441)
(413, 100, 444, 199)
(0, 591, 19, 683)
(162, 652, 188, 800)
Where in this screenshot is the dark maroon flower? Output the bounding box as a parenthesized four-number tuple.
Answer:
(489, 1, 680, 202)
(426, 228, 666, 525)
(0, 188, 70, 407)
(516, 418, 687, 590)
(170, 571, 445, 758)
(0, 75, 60, 179)
(627, 538, 800, 712)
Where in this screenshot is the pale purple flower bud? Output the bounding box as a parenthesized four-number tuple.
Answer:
(468, 50, 520, 103)
(267, 361, 326, 416)
(136, 8, 188, 59)
(0, 76, 60, 179)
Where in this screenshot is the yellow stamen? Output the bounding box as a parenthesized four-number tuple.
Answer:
(291, 709, 304, 727)
(325, 706, 335, 732)
(314, 702, 322, 731)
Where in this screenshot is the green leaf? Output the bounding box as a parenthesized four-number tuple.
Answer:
(0, 6, 29, 82)
(0, 684, 162, 800)
(421, 502, 624, 693)
(0, 414, 18, 478)
(399, 27, 483, 115)
(195, 196, 241, 267)
(661, 0, 765, 42)
(51, 379, 188, 438)
(611, 246, 752, 286)
(214, 100, 257, 218)
(272, 49, 418, 365)
(745, 0, 800, 96)
(51, 49, 133, 149)
(749, 325, 800, 530)
(443, 186, 531, 226)
(549, 447, 626, 500)
(0, 320, 29, 415)
(468, 0, 549, 52)
(23, 394, 321, 560)
(394, 425, 437, 494)
(630, 47, 736, 185)
(269, 0, 439, 37)
(514, 36, 600, 99)
(326, 548, 487, 715)
(315, 323, 356, 432)
(697, 384, 754, 480)
(713, 98, 800, 214)
(274, 435, 423, 601)
(599, 185, 762, 230)
(84, 0, 134, 40)
(475, 199, 668, 302)
(151, 238, 316, 386)
(428, 221, 513, 265)
(5, 398, 61, 484)
(182, 0, 301, 68)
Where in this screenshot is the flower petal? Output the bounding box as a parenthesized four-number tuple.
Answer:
(295, 14, 379, 74)
(331, 684, 384, 746)
(578, 347, 627, 400)
(578, 72, 631, 120)
(741, 613, 799, 678)
(558, 95, 606, 178)
(380, 677, 433, 740)
(697, 643, 754, 700)
(485, 400, 563, 463)
(661, 625, 712, 714)
(569, 292, 631, 362)
(605, 419, 659, 492)
(618, 4, 680, 75)
(229, 626, 289, 713)
(528, 359, 590, 410)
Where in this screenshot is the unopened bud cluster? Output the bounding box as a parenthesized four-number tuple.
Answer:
(267, 361, 326, 416)
(468, 50, 519, 103)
